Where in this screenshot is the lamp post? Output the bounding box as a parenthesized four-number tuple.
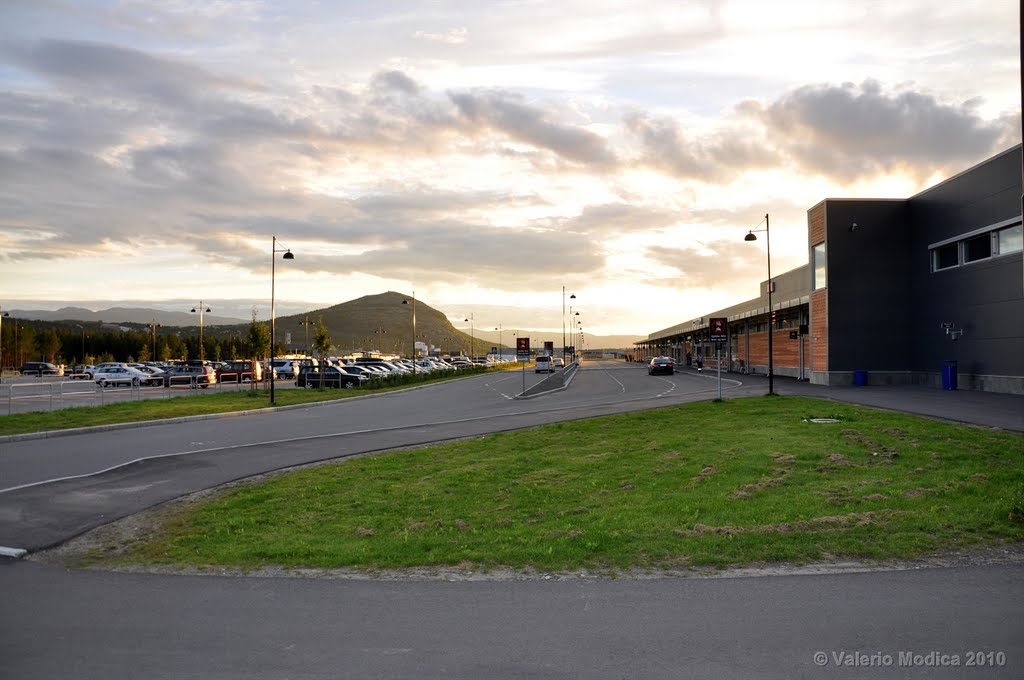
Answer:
(744, 213, 774, 395)
(495, 324, 502, 362)
(402, 292, 416, 374)
(562, 288, 575, 363)
(270, 236, 295, 405)
(0, 307, 7, 383)
(190, 302, 211, 361)
(150, 320, 160, 362)
(574, 312, 580, 362)
(464, 313, 474, 359)
(299, 315, 311, 356)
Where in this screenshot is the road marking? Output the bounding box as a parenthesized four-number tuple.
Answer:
(0, 546, 27, 558)
(0, 371, 750, 495)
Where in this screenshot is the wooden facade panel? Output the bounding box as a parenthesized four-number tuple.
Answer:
(810, 288, 828, 370)
(809, 203, 825, 245)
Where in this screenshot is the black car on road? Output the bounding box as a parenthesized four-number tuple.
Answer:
(648, 356, 675, 375)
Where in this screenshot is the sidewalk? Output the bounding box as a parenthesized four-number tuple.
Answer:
(729, 372, 1024, 432)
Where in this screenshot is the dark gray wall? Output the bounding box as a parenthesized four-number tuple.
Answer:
(907, 146, 1024, 377)
(824, 199, 912, 371)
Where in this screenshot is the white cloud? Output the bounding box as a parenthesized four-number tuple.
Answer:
(0, 1, 1017, 335)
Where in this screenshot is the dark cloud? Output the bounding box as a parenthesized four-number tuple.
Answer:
(0, 38, 260, 105)
(743, 79, 1016, 181)
(449, 89, 617, 166)
(625, 113, 777, 181)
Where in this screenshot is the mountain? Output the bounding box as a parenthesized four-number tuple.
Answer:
(9, 306, 247, 326)
(260, 291, 484, 356)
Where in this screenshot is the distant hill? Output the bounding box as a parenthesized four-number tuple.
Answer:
(249, 291, 484, 356)
(10, 295, 644, 353)
(9, 306, 247, 327)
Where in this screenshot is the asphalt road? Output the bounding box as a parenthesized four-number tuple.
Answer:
(1, 361, 1021, 679)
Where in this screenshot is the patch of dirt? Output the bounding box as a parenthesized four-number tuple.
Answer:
(692, 465, 717, 482)
(732, 452, 795, 498)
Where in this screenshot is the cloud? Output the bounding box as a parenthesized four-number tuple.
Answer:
(742, 80, 1017, 181)
(413, 27, 468, 45)
(0, 38, 260, 105)
(643, 241, 765, 290)
(449, 89, 618, 167)
(625, 113, 779, 181)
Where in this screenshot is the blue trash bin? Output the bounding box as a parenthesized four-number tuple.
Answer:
(853, 369, 868, 386)
(941, 360, 958, 390)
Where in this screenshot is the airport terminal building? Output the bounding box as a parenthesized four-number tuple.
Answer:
(636, 145, 1024, 394)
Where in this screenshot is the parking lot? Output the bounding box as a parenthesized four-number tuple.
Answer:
(0, 374, 289, 416)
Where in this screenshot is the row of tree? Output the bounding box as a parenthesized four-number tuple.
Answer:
(0, 312, 331, 369)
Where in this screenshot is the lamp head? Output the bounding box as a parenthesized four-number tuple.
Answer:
(744, 232, 757, 242)
(282, 250, 294, 260)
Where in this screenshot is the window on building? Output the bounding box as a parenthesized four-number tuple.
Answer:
(997, 224, 1023, 254)
(963, 233, 992, 263)
(933, 243, 959, 270)
(931, 220, 1022, 272)
(812, 242, 826, 289)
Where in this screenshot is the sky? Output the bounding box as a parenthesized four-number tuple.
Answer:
(0, 1, 1019, 337)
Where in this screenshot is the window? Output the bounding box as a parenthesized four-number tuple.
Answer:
(933, 243, 959, 270)
(963, 233, 991, 263)
(931, 220, 1022, 272)
(812, 242, 826, 289)
(997, 224, 1022, 255)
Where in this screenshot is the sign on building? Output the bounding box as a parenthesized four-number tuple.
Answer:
(709, 317, 728, 343)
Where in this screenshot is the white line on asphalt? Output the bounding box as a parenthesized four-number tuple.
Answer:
(0, 546, 28, 558)
(0, 372, 748, 495)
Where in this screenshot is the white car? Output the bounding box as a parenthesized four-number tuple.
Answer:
(93, 366, 159, 387)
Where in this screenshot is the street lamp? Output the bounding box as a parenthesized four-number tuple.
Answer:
(190, 302, 211, 361)
(464, 313, 474, 359)
(574, 311, 580, 362)
(402, 292, 416, 374)
(562, 288, 575, 363)
(0, 307, 7, 383)
(270, 236, 295, 405)
(495, 324, 502, 361)
(299, 315, 311, 356)
(744, 213, 774, 395)
(150, 320, 160, 362)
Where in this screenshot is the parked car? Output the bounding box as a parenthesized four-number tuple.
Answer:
(269, 359, 300, 379)
(20, 361, 62, 376)
(66, 364, 96, 379)
(553, 357, 565, 368)
(535, 355, 554, 373)
(648, 356, 675, 375)
(159, 364, 217, 388)
(295, 366, 361, 389)
(215, 360, 263, 383)
(93, 366, 160, 387)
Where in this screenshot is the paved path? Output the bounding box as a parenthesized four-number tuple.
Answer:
(1, 362, 1021, 679)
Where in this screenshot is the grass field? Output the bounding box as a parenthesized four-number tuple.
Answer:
(84, 396, 1024, 573)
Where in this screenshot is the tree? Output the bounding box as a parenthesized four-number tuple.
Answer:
(313, 315, 331, 389)
(36, 328, 62, 363)
(247, 308, 271, 360)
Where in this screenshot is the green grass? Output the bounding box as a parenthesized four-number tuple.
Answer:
(0, 367, 492, 437)
(91, 396, 1024, 572)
